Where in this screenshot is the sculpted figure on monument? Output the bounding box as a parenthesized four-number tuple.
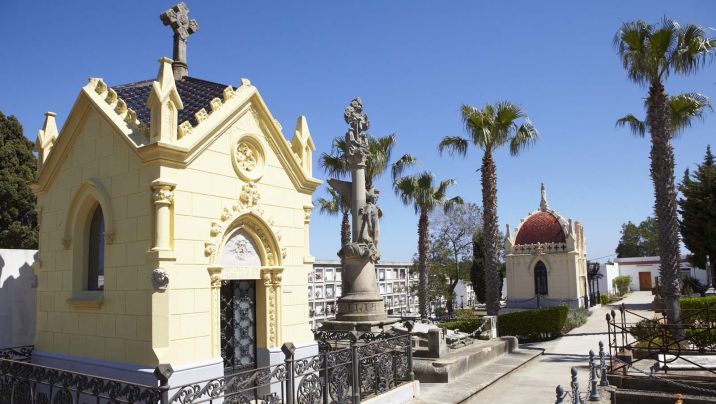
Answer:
(343, 98, 370, 165)
(358, 188, 381, 250)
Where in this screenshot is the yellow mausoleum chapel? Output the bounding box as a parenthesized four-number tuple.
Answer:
(29, 4, 321, 383)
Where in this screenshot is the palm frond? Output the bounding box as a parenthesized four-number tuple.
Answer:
(438, 136, 469, 156)
(672, 22, 713, 75)
(509, 119, 539, 156)
(669, 92, 713, 136)
(391, 154, 418, 181)
(615, 114, 647, 137)
(319, 152, 350, 178)
(613, 20, 653, 85)
(442, 196, 464, 213)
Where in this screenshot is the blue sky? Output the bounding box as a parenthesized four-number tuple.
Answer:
(1, 1, 714, 262)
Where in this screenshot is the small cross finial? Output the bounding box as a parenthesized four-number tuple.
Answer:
(160, 3, 199, 80)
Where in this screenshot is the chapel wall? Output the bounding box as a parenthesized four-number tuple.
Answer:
(35, 108, 156, 367)
(160, 112, 313, 366)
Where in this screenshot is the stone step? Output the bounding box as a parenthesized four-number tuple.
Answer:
(413, 337, 518, 383)
(409, 346, 543, 404)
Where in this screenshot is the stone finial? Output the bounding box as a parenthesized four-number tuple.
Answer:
(540, 182, 548, 211)
(160, 2, 199, 80)
(35, 112, 59, 171)
(147, 57, 184, 144)
(291, 115, 315, 174)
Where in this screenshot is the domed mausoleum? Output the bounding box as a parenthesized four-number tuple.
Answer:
(504, 184, 588, 309)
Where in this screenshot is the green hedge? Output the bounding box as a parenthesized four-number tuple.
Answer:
(612, 276, 632, 295)
(497, 306, 569, 341)
(438, 319, 484, 334)
(599, 294, 609, 305)
(680, 295, 716, 324)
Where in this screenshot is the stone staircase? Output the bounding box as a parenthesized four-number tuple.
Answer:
(410, 337, 542, 403)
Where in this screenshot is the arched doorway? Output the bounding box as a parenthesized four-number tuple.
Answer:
(219, 230, 259, 374)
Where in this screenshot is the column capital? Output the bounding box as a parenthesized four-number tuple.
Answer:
(151, 179, 177, 205)
(207, 266, 223, 288)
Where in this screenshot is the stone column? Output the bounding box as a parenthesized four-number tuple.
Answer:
(261, 267, 283, 348)
(151, 180, 176, 251)
(350, 165, 366, 242)
(208, 266, 223, 357)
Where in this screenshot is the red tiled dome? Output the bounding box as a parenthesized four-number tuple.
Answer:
(515, 211, 566, 245)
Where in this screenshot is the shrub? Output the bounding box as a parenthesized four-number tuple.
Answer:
(563, 307, 591, 333)
(680, 295, 716, 325)
(497, 306, 569, 341)
(454, 308, 478, 321)
(685, 328, 716, 350)
(438, 318, 484, 334)
(612, 276, 632, 295)
(681, 276, 707, 296)
(599, 294, 609, 305)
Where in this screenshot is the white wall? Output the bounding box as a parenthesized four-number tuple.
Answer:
(598, 263, 620, 296)
(0, 249, 37, 348)
(613, 256, 708, 292)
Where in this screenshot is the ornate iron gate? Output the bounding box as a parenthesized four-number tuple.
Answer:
(220, 280, 257, 374)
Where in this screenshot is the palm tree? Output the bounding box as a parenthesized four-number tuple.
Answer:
(315, 187, 351, 247)
(439, 102, 538, 316)
(320, 134, 417, 191)
(616, 93, 712, 137)
(614, 17, 714, 325)
(395, 171, 462, 319)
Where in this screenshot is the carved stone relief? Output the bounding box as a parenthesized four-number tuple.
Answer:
(221, 230, 261, 269)
(231, 135, 265, 182)
(151, 268, 170, 291)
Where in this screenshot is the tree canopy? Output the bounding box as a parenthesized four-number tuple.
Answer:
(678, 146, 716, 268)
(0, 111, 38, 248)
(615, 217, 659, 258)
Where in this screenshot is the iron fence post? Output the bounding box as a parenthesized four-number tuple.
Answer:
(322, 349, 329, 404)
(153, 364, 174, 404)
(282, 342, 296, 404)
(555, 385, 565, 404)
(349, 331, 361, 404)
(598, 341, 609, 387)
(570, 367, 579, 404)
(405, 321, 415, 381)
(588, 350, 600, 401)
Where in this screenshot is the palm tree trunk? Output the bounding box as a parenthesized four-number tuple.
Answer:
(482, 151, 500, 316)
(341, 211, 351, 247)
(418, 208, 430, 319)
(647, 81, 682, 327)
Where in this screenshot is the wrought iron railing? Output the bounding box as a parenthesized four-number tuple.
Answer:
(168, 333, 413, 404)
(0, 333, 413, 404)
(606, 303, 716, 376)
(0, 358, 165, 404)
(0, 346, 33, 362)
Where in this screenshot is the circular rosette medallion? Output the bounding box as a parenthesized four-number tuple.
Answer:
(231, 136, 265, 182)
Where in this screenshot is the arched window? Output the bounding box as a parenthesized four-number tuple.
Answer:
(87, 205, 105, 290)
(534, 261, 548, 296)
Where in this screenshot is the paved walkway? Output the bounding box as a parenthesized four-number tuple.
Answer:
(464, 292, 655, 403)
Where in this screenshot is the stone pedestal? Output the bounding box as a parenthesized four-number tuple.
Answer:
(320, 243, 397, 331)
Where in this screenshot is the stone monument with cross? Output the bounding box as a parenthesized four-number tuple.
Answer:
(321, 98, 397, 331)
(160, 2, 199, 80)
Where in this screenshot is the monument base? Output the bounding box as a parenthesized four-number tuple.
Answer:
(319, 317, 400, 332)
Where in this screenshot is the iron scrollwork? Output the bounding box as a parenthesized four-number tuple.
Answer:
(0, 358, 162, 404)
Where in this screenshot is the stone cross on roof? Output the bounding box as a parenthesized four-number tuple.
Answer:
(160, 2, 199, 80)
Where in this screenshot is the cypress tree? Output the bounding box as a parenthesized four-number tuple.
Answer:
(678, 146, 716, 268)
(0, 112, 38, 248)
(470, 231, 486, 303)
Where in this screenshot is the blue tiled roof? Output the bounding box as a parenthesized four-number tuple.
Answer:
(112, 76, 229, 127)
